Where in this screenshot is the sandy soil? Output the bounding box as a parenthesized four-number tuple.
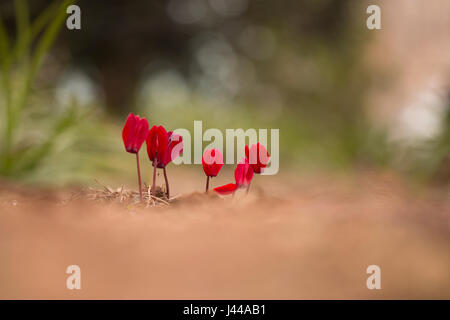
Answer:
(0, 171, 449, 299)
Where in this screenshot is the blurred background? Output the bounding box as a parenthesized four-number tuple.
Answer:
(0, 0, 449, 187)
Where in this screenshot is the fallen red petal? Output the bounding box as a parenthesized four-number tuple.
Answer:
(214, 183, 238, 195)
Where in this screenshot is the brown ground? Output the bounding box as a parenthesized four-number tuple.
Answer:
(0, 170, 449, 299)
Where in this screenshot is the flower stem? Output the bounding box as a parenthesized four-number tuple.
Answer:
(246, 181, 251, 194)
(205, 176, 210, 193)
(151, 159, 157, 196)
(136, 153, 143, 202)
(163, 166, 170, 199)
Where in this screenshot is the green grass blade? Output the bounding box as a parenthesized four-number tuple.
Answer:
(0, 16, 10, 63)
(14, 0, 31, 62)
(16, 0, 74, 112)
(29, 0, 74, 76)
(13, 0, 62, 63)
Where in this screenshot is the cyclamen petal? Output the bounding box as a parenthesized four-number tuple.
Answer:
(122, 113, 149, 154)
(159, 131, 183, 168)
(214, 183, 238, 195)
(234, 157, 254, 187)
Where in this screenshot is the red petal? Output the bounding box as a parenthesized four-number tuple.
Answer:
(234, 162, 245, 186)
(247, 143, 270, 173)
(214, 183, 238, 195)
(156, 126, 169, 161)
(134, 117, 149, 152)
(122, 113, 137, 153)
(146, 125, 159, 161)
(162, 132, 183, 166)
(245, 163, 254, 183)
(234, 157, 254, 186)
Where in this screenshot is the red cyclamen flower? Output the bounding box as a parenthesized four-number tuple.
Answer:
(202, 148, 224, 192)
(122, 113, 149, 154)
(245, 143, 270, 174)
(202, 149, 224, 177)
(122, 113, 149, 202)
(146, 125, 182, 199)
(146, 125, 169, 165)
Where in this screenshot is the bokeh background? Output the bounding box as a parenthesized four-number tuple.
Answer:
(0, 0, 450, 187)
(1, 0, 450, 300)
